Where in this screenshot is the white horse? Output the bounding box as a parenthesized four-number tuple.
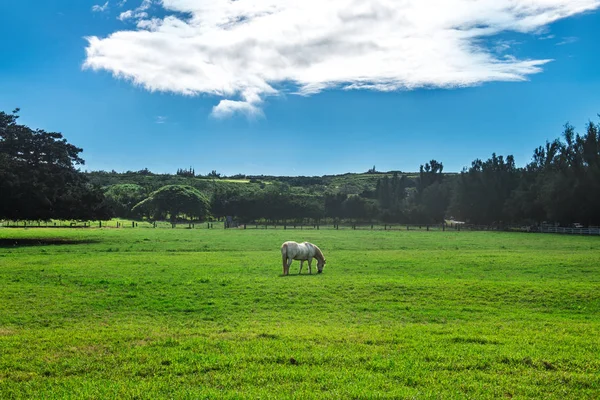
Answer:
(281, 241, 326, 275)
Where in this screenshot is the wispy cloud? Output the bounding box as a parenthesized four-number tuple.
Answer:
(155, 115, 167, 124)
(117, 0, 152, 22)
(91, 1, 109, 12)
(493, 39, 521, 54)
(84, 0, 600, 118)
(557, 36, 579, 45)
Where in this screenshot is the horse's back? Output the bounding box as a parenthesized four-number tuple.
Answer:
(281, 241, 314, 260)
(281, 241, 300, 254)
(281, 240, 298, 249)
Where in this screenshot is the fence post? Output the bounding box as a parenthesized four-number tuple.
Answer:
(407, 225, 409, 231)
(427, 225, 429, 231)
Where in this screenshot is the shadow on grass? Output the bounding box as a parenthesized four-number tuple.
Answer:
(0, 238, 100, 248)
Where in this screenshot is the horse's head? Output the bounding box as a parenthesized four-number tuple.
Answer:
(317, 258, 326, 273)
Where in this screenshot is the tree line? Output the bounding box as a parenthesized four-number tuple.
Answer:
(448, 120, 600, 226)
(2, 109, 599, 226)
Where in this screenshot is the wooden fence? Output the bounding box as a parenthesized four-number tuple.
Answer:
(1, 220, 598, 235)
(459, 224, 600, 236)
(230, 223, 447, 231)
(0, 220, 218, 229)
(537, 226, 600, 235)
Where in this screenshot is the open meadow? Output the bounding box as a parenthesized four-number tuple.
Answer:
(0, 228, 599, 399)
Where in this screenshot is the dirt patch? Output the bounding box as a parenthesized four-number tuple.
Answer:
(0, 238, 99, 248)
(450, 337, 500, 345)
(0, 328, 15, 336)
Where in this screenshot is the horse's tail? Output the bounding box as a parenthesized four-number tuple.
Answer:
(281, 243, 288, 268)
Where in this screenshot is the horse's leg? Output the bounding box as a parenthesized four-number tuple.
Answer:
(308, 257, 313, 274)
(285, 259, 291, 275)
(299, 260, 304, 274)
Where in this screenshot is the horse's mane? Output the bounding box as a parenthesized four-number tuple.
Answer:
(312, 243, 325, 261)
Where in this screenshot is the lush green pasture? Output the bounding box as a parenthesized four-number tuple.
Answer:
(0, 228, 598, 399)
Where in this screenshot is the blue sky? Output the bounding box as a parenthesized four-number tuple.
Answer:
(1, 1, 599, 176)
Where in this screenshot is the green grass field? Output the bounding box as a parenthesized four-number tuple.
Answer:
(0, 228, 598, 399)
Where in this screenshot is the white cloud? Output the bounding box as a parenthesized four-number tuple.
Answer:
(557, 36, 579, 45)
(84, 0, 600, 117)
(91, 1, 109, 12)
(118, 10, 133, 21)
(155, 115, 167, 124)
(212, 100, 263, 119)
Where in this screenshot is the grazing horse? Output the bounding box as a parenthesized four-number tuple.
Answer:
(281, 241, 326, 275)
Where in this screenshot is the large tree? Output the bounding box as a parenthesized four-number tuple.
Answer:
(0, 109, 110, 220)
(132, 185, 210, 222)
(104, 184, 147, 218)
(449, 154, 518, 225)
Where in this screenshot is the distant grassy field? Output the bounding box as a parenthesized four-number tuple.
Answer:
(218, 179, 251, 183)
(0, 228, 598, 399)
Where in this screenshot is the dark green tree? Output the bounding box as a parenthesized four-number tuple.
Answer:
(324, 192, 347, 222)
(417, 160, 444, 196)
(132, 185, 210, 222)
(342, 195, 377, 222)
(104, 184, 147, 218)
(449, 154, 518, 225)
(0, 109, 110, 221)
